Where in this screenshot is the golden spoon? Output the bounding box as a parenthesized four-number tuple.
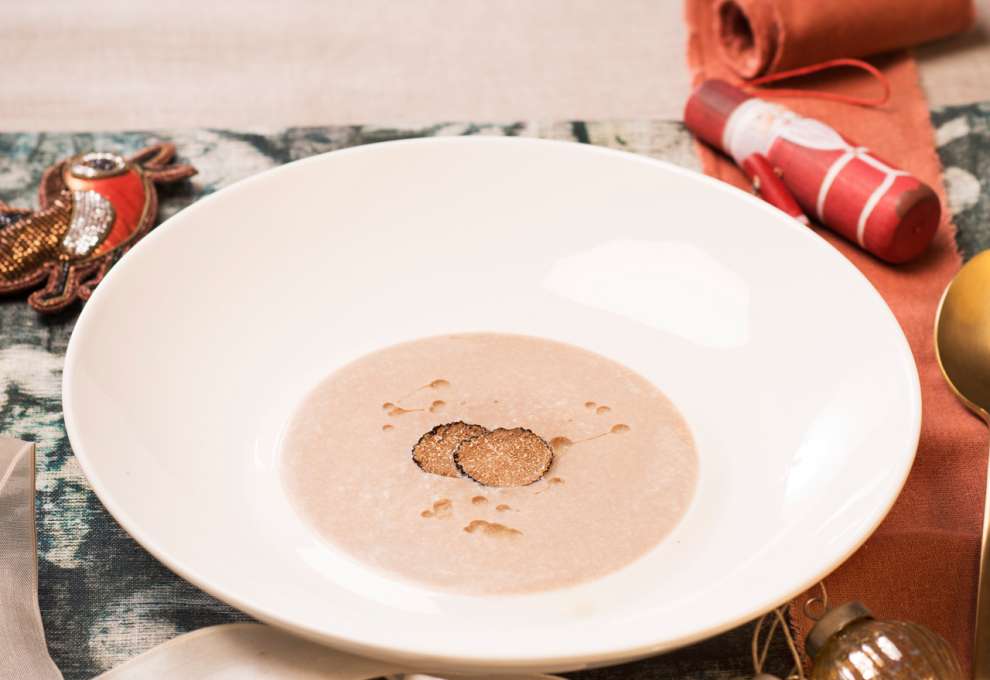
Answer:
(935, 249, 990, 677)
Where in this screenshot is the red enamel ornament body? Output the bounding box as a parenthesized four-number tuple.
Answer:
(64, 166, 150, 257)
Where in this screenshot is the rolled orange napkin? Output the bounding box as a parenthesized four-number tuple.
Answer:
(714, 0, 976, 77)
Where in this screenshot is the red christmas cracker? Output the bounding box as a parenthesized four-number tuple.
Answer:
(684, 79, 941, 264)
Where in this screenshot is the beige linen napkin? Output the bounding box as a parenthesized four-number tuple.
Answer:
(0, 438, 62, 680)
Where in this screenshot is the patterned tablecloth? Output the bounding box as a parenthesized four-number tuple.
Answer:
(1, 108, 988, 679)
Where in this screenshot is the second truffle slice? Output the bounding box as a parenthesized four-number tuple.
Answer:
(454, 427, 553, 487)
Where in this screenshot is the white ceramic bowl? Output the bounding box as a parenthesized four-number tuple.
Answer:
(64, 138, 920, 672)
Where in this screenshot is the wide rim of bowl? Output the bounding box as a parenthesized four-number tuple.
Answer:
(63, 136, 922, 671)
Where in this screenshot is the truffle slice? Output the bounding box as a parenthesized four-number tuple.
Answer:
(412, 421, 487, 477)
(454, 427, 553, 487)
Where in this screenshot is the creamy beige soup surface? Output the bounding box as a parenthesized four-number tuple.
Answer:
(281, 333, 698, 594)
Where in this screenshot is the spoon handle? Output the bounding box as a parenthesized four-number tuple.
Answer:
(977, 447, 990, 679)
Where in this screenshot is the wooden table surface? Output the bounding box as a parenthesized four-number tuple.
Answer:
(2, 0, 988, 131)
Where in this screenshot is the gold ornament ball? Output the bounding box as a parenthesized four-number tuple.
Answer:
(809, 602, 962, 680)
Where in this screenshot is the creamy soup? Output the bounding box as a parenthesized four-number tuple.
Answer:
(281, 333, 697, 594)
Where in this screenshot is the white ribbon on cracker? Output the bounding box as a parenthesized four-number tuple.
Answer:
(722, 98, 907, 247)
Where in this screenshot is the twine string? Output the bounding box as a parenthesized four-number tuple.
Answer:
(751, 582, 829, 679)
(745, 58, 891, 108)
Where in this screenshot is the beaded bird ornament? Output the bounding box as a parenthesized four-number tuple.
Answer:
(0, 144, 195, 313)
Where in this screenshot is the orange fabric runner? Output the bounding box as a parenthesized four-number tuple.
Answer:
(685, 1, 985, 671)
